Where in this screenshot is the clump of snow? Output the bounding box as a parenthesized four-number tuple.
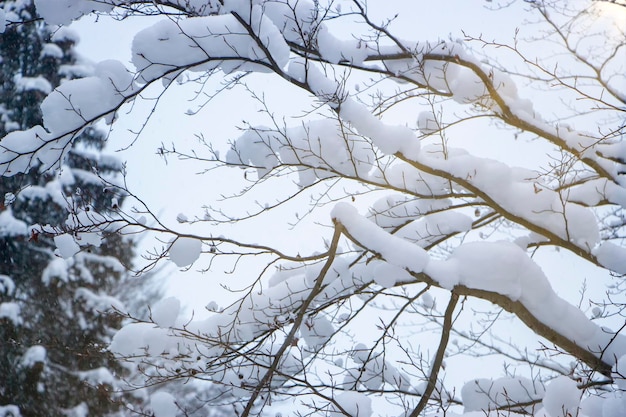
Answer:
(0, 275, 15, 295)
(373, 261, 412, 288)
(205, 301, 219, 312)
(41, 61, 133, 135)
(74, 287, 124, 314)
(461, 377, 544, 413)
(227, 118, 374, 186)
(78, 367, 115, 386)
(330, 391, 372, 417)
(593, 242, 626, 274)
(421, 291, 435, 309)
(0, 208, 28, 237)
(339, 99, 420, 158)
(110, 322, 177, 357)
(13, 74, 52, 94)
(331, 202, 429, 274)
(63, 403, 87, 417)
(151, 297, 181, 328)
(132, 13, 289, 83)
(602, 397, 626, 417)
(54, 233, 80, 259)
(168, 237, 202, 267)
(149, 391, 178, 417)
(34, 0, 114, 25)
(42, 258, 69, 285)
(40, 43, 64, 59)
(0, 302, 22, 326)
(542, 376, 580, 417)
(94, 60, 133, 95)
(417, 111, 439, 135)
(300, 315, 334, 352)
(51, 26, 80, 43)
(343, 343, 409, 392)
(0, 405, 21, 417)
(317, 24, 369, 65)
(20, 345, 47, 368)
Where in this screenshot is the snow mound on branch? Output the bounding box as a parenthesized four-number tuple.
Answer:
(300, 315, 334, 352)
(331, 202, 429, 273)
(78, 367, 115, 386)
(340, 99, 420, 157)
(110, 322, 177, 357)
(373, 261, 412, 288)
(343, 344, 410, 392)
(149, 391, 178, 417)
(54, 234, 80, 259)
(593, 242, 626, 274)
(0, 275, 15, 295)
(168, 237, 202, 267)
(418, 149, 601, 252)
(418, 111, 439, 134)
(0, 302, 22, 326)
(227, 119, 374, 185)
(151, 297, 181, 328)
(0, 60, 133, 176)
(330, 392, 372, 417)
(333, 201, 626, 369)
(20, 345, 47, 368)
(461, 377, 544, 413)
(14, 75, 52, 94)
(42, 60, 132, 134)
(0, 405, 21, 417)
(132, 12, 289, 83)
(34, 0, 114, 25)
(0, 208, 28, 236)
(426, 240, 626, 365)
(542, 376, 580, 417)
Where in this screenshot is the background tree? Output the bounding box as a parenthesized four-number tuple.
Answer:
(0, 1, 144, 415)
(1, 0, 625, 416)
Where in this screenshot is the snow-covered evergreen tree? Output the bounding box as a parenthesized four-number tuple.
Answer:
(0, 1, 139, 415)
